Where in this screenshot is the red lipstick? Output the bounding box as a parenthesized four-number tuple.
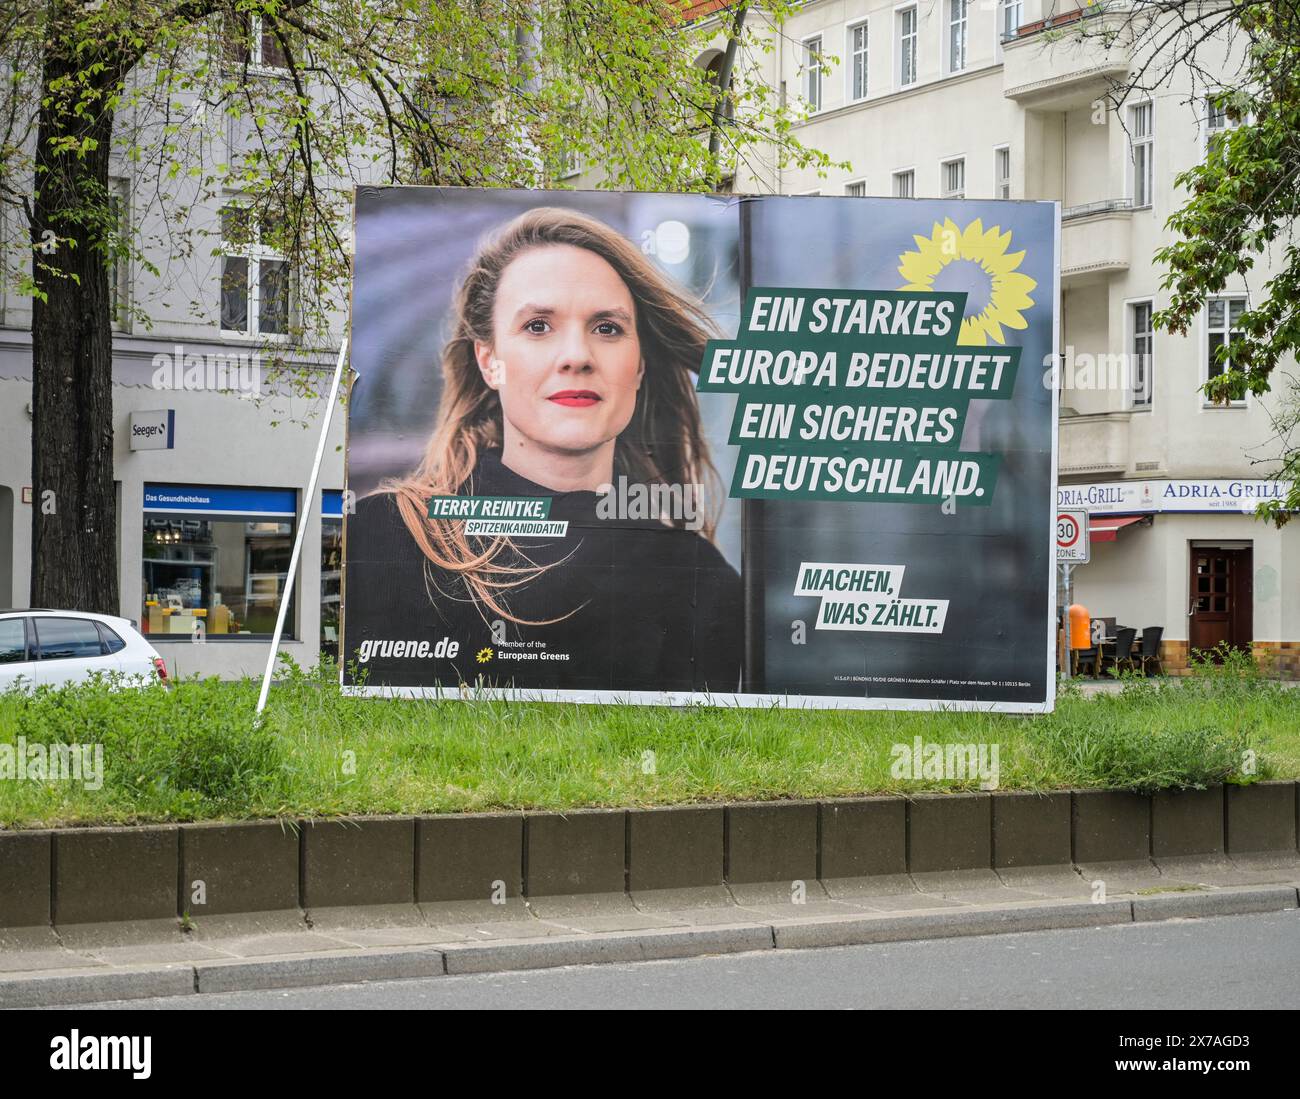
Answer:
(548, 390, 601, 407)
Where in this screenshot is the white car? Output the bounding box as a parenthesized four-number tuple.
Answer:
(0, 610, 169, 692)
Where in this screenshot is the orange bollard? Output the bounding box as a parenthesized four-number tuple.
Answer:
(1068, 603, 1091, 652)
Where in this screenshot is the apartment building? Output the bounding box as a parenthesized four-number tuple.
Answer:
(692, 0, 1299, 674)
(0, 18, 348, 680)
(1, 1, 1296, 679)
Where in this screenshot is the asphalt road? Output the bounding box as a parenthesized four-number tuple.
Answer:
(69, 909, 1300, 1010)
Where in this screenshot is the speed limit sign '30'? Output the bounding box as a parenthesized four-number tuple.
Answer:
(1056, 509, 1090, 564)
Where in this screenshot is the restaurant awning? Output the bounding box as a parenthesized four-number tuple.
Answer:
(1090, 515, 1148, 542)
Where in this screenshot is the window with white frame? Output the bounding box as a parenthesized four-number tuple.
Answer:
(1131, 301, 1153, 408)
(802, 36, 822, 112)
(1000, 0, 1022, 40)
(220, 201, 290, 338)
(897, 7, 918, 88)
(949, 0, 968, 73)
(849, 21, 869, 102)
(1129, 102, 1154, 208)
(845, 180, 867, 197)
(941, 158, 965, 199)
(1204, 93, 1240, 158)
(893, 169, 915, 198)
(1205, 296, 1247, 405)
(225, 11, 288, 68)
(994, 146, 1011, 200)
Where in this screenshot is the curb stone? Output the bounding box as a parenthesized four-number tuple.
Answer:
(4, 892, 1299, 1004)
(1130, 885, 1298, 922)
(194, 947, 447, 993)
(0, 965, 195, 1008)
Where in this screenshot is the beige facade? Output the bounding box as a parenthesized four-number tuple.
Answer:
(708, 0, 1299, 668)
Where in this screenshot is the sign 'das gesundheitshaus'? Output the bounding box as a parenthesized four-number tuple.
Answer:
(343, 188, 1059, 711)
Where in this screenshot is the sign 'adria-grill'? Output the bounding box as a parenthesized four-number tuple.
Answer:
(341, 187, 1059, 711)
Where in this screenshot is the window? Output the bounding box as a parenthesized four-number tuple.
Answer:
(32, 618, 105, 660)
(1204, 93, 1239, 158)
(802, 36, 823, 112)
(848, 21, 869, 102)
(322, 490, 343, 662)
(942, 158, 965, 199)
(995, 146, 1011, 199)
(893, 169, 915, 198)
(556, 148, 581, 180)
(142, 484, 297, 640)
(226, 11, 287, 69)
(845, 180, 867, 197)
(1205, 296, 1247, 405)
(108, 177, 130, 332)
(949, 0, 968, 73)
(96, 622, 127, 654)
(220, 200, 290, 337)
(1000, 0, 1023, 40)
(1128, 102, 1154, 208)
(897, 7, 918, 87)
(0, 618, 28, 664)
(1131, 301, 1153, 408)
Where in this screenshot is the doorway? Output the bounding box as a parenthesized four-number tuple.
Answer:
(1188, 544, 1253, 660)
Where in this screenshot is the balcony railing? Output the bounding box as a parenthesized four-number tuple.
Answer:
(1062, 198, 1134, 221)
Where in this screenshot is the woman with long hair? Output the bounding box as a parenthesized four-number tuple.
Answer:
(346, 206, 742, 694)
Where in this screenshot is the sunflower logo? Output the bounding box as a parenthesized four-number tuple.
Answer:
(476, 647, 494, 664)
(897, 218, 1037, 346)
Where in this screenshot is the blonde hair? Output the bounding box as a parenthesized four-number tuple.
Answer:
(380, 206, 723, 623)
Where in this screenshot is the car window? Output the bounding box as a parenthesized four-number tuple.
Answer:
(32, 617, 106, 660)
(95, 621, 127, 654)
(0, 618, 27, 664)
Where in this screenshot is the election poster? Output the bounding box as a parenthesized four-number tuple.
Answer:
(343, 186, 1059, 711)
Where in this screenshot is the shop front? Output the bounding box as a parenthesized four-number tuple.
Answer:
(1060, 479, 1300, 676)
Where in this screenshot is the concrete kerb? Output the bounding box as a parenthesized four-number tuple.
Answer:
(180, 820, 300, 918)
(0, 830, 52, 930)
(53, 826, 179, 926)
(4, 785, 1300, 961)
(1226, 781, 1298, 855)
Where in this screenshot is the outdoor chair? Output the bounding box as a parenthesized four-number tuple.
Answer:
(1073, 644, 1100, 678)
(1112, 627, 1137, 675)
(1139, 626, 1164, 676)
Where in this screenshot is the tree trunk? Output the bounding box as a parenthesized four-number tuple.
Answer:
(30, 39, 120, 615)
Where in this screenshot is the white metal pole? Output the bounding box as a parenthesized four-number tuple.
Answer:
(1062, 563, 1072, 680)
(254, 337, 349, 723)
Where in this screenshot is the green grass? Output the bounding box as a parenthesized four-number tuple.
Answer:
(0, 651, 1295, 829)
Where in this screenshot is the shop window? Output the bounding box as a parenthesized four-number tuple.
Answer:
(321, 490, 343, 662)
(141, 484, 296, 640)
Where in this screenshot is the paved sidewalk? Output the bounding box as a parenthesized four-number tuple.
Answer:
(3, 856, 1297, 1007)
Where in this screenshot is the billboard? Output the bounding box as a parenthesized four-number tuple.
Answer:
(343, 187, 1059, 711)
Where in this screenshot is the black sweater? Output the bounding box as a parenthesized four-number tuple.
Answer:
(343, 451, 743, 694)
